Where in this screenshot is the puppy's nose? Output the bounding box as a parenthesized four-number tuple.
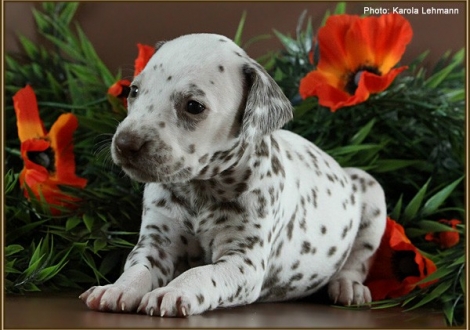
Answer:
(114, 131, 147, 157)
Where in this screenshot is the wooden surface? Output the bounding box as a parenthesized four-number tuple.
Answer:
(4, 292, 446, 328)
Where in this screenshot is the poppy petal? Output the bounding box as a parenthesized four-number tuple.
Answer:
(300, 70, 371, 112)
(108, 79, 131, 98)
(343, 16, 377, 71)
(21, 138, 50, 154)
(13, 85, 47, 142)
(317, 15, 359, 75)
(134, 44, 155, 76)
(374, 14, 413, 74)
(48, 113, 87, 188)
(20, 166, 49, 191)
(361, 67, 408, 94)
(439, 232, 460, 248)
(367, 278, 404, 300)
(20, 138, 51, 182)
(344, 14, 412, 74)
(299, 70, 342, 98)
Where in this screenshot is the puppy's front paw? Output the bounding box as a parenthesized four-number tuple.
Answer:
(328, 278, 372, 306)
(80, 284, 146, 312)
(80, 264, 152, 312)
(139, 287, 206, 317)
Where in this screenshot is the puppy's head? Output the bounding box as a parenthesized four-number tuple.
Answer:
(112, 33, 293, 183)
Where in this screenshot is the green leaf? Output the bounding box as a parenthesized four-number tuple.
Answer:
(448, 255, 465, 268)
(424, 49, 464, 88)
(109, 238, 135, 248)
(19, 35, 39, 59)
(320, 9, 331, 27)
(418, 220, 459, 233)
(442, 297, 458, 325)
(415, 266, 454, 286)
(273, 29, 300, 54)
(83, 214, 94, 232)
(46, 72, 65, 96)
(421, 177, 464, 217)
(66, 217, 82, 231)
(405, 227, 432, 237)
(459, 270, 465, 293)
(333, 2, 347, 14)
(23, 282, 41, 292)
(25, 254, 46, 277)
(349, 119, 375, 145)
(409, 50, 430, 70)
(5, 170, 19, 194)
(37, 263, 67, 282)
(5, 245, 24, 257)
(390, 194, 403, 220)
(82, 252, 108, 283)
(32, 8, 50, 32)
(370, 301, 401, 309)
(444, 89, 465, 102)
(373, 159, 425, 173)
(328, 144, 383, 156)
(405, 281, 452, 311)
(403, 178, 431, 221)
(6, 259, 21, 274)
(29, 239, 45, 267)
(94, 239, 108, 253)
(72, 241, 89, 254)
(58, 2, 79, 25)
(43, 34, 82, 60)
(233, 11, 247, 46)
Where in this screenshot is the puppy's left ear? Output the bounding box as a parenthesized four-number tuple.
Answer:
(240, 61, 293, 142)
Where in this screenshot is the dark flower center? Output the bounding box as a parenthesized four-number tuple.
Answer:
(27, 147, 55, 172)
(119, 85, 131, 98)
(344, 65, 381, 95)
(391, 250, 421, 281)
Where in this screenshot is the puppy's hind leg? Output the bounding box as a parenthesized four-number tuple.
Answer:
(328, 168, 387, 306)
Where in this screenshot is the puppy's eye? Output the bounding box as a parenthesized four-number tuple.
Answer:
(129, 85, 139, 98)
(186, 101, 205, 114)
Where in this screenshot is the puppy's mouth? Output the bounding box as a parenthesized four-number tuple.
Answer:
(116, 156, 193, 183)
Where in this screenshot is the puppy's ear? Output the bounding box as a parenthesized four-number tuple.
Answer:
(240, 61, 293, 142)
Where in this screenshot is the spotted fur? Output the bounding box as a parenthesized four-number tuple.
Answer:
(80, 33, 386, 317)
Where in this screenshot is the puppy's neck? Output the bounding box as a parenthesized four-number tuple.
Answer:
(172, 135, 279, 203)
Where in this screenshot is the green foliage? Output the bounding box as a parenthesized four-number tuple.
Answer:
(5, 2, 141, 293)
(4, 2, 465, 326)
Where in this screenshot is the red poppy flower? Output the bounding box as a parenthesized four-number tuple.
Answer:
(13, 85, 87, 215)
(108, 43, 155, 105)
(425, 219, 461, 249)
(365, 218, 437, 301)
(299, 14, 413, 112)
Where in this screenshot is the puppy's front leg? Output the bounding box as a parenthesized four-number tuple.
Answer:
(139, 232, 266, 317)
(80, 190, 182, 312)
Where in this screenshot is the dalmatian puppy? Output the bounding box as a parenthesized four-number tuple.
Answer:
(80, 33, 386, 317)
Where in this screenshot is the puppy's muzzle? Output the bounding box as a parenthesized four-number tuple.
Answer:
(114, 131, 148, 160)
